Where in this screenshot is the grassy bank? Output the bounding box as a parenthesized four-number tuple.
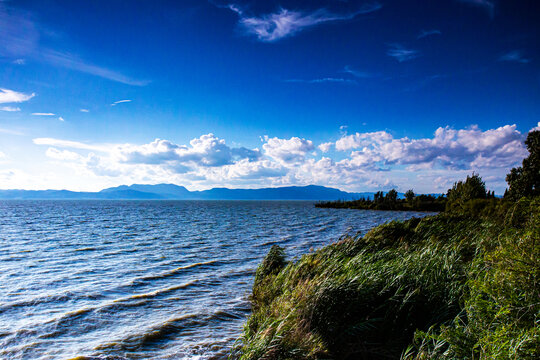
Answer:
(233, 198, 539, 359)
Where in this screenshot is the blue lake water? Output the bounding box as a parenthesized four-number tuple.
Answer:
(0, 201, 431, 359)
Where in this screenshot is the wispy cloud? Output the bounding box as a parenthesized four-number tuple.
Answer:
(343, 66, 377, 78)
(41, 50, 149, 86)
(0, 88, 35, 104)
(0, 6, 147, 86)
(0, 127, 24, 136)
(457, 0, 495, 18)
(417, 29, 441, 39)
(404, 74, 448, 92)
(228, 2, 382, 42)
(387, 44, 420, 62)
(499, 50, 530, 64)
(32, 112, 55, 116)
(0, 106, 21, 112)
(80, 109, 89, 113)
(32, 138, 109, 152)
(58, 116, 65, 122)
(285, 77, 357, 84)
(111, 99, 132, 106)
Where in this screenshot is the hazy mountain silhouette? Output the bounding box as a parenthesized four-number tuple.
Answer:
(0, 184, 375, 200)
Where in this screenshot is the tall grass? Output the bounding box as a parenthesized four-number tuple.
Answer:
(233, 198, 539, 359)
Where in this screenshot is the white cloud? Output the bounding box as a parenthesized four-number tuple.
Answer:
(263, 136, 314, 163)
(333, 125, 527, 170)
(32, 112, 55, 116)
(318, 142, 333, 153)
(80, 109, 89, 113)
(229, 3, 382, 42)
(29, 125, 533, 194)
(119, 134, 261, 168)
(33, 138, 109, 152)
(111, 99, 132, 106)
(45, 147, 83, 161)
(58, 116, 65, 122)
(0, 88, 35, 104)
(0, 106, 21, 112)
(387, 44, 420, 62)
(0, 151, 5, 158)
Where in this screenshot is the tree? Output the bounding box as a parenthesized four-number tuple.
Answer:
(405, 189, 415, 203)
(506, 130, 540, 199)
(385, 189, 398, 203)
(447, 173, 487, 203)
(374, 191, 384, 203)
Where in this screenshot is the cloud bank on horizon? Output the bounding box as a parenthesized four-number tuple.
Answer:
(10, 123, 532, 194)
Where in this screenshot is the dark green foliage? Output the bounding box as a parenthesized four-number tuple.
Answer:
(316, 191, 446, 212)
(410, 198, 540, 360)
(385, 189, 398, 203)
(235, 201, 539, 360)
(506, 130, 540, 200)
(256, 245, 287, 281)
(405, 189, 415, 203)
(447, 172, 487, 203)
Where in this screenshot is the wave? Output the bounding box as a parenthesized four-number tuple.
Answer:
(128, 260, 222, 284)
(94, 304, 249, 353)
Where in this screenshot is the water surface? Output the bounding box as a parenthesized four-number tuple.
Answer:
(0, 201, 431, 359)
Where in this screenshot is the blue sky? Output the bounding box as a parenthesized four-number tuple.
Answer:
(0, 0, 539, 193)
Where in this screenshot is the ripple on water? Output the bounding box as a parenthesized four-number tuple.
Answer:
(0, 200, 433, 359)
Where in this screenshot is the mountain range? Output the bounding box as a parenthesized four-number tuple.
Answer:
(0, 184, 378, 200)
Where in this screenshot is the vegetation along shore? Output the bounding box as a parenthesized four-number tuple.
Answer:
(233, 130, 539, 359)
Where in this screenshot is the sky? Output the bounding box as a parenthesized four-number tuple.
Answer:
(0, 0, 539, 194)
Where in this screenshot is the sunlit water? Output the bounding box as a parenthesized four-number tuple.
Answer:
(0, 201, 432, 360)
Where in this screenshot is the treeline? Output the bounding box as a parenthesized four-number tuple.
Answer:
(316, 189, 447, 212)
(316, 171, 509, 214)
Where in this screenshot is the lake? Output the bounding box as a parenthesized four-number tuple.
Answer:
(0, 201, 431, 359)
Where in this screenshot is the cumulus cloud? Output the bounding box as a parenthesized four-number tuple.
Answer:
(0, 88, 35, 104)
(119, 134, 261, 167)
(228, 3, 382, 42)
(31, 125, 532, 194)
(318, 142, 333, 153)
(263, 136, 315, 163)
(333, 125, 527, 170)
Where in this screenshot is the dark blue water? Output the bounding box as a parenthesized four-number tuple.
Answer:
(0, 201, 431, 359)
